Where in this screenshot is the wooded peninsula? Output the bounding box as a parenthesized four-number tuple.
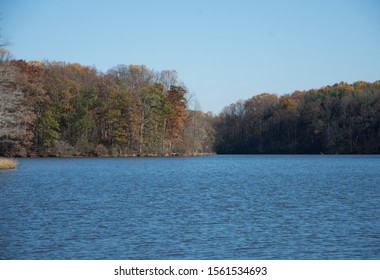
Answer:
(1, 48, 379, 156)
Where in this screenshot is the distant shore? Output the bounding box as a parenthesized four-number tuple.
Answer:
(4, 152, 380, 160)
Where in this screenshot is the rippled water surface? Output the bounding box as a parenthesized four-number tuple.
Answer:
(1, 155, 379, 259)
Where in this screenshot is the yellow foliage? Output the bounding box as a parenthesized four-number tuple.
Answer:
(62, 102, 73, 111)
(281, 96, 298, 108)
(28, 60, 43, 67)
(68, 63, 94, 72)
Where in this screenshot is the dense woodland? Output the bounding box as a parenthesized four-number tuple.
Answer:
(215, 81, 380, 154)
(0, 48, 215, 157)
(1, 46, 379, 156)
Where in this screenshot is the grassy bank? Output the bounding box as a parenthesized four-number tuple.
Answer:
(0, 158, 17, 169)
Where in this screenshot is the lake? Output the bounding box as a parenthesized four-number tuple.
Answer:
(0, 155, 379, 259)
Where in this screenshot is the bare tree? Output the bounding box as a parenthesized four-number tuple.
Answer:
(159, 69, 178, 90)
(0, 48, 31, 155)
(0, 29, 10, 48)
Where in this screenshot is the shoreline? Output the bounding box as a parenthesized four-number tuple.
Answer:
(9, 152, 215, 159)
(4, 152, 380, 160)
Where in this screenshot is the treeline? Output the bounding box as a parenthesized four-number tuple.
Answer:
(0, 49, 215, 157)
(1, 46, 379, 156)
(215, 81, 380, 154)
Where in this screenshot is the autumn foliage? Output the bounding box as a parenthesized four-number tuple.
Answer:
(0, 58, 214, 157)
(215, 81, 380, 154)
(1, 49, 379, 156)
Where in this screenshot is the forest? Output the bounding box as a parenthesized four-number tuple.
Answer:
(215, 81, 380, 154)
(1, 46, 379, 156)
(0, 48, 215, 157)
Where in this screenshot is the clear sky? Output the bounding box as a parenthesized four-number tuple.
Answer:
(1, 0, 379, 113)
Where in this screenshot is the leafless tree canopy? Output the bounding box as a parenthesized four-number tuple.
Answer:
(0, 48, 32, 155)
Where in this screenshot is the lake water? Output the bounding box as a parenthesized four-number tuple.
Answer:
(0, 155, 379, 259)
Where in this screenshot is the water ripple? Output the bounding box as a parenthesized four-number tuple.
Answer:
(0, 155, 379, 259)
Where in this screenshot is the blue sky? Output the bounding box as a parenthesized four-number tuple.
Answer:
(1, 0, 379, 113)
